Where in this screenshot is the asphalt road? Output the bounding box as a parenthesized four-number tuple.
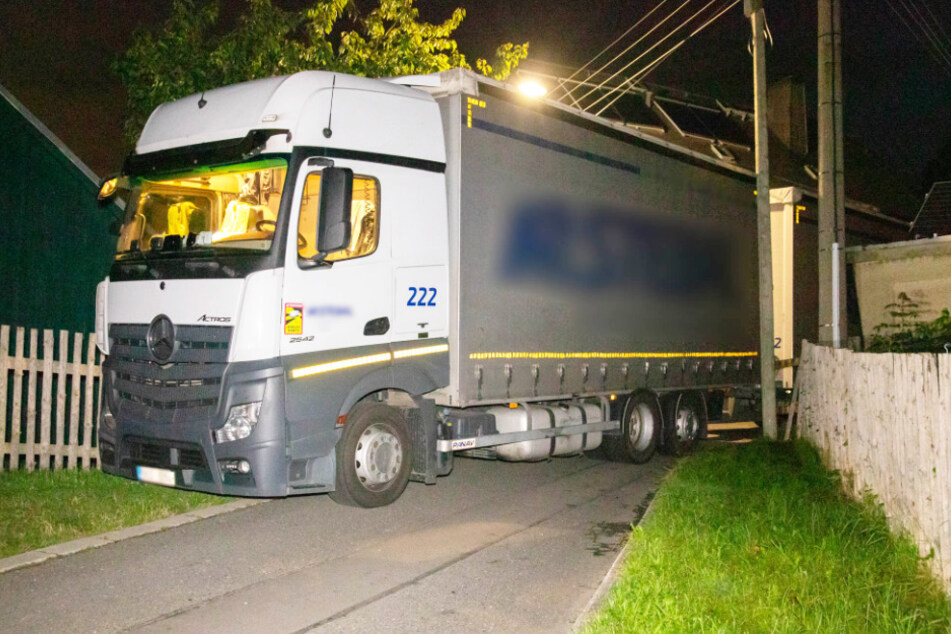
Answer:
(1, 452, 671, 633)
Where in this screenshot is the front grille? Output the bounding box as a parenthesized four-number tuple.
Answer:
(132, 440, 165, 464)
(116, 371, 222, 390)
(126, 436, 207, 469)
(108, 323, 232, 424)
(110, 323, 231, 364)
(179, 339, 229, 352)
(117, 390, 218, 411)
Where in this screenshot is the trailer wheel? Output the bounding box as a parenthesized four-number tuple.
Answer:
(330, 403, 411, 508)
(662, 392, 706, 456)
(602, 391, 660, 464)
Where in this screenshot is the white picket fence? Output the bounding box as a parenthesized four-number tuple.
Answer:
(797, 340, 951, 592)
(1, 324, 101, 470)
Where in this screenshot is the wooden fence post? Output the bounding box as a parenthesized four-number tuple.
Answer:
(12, 327, 26, 470)
(55, 330, 68, 470)
(40, 330, 54, 470)
(25, 328, 38, 471)
(82, 334, 98, 469)
(939, 354, 951, 588)
(67, 332, 83, 469)
(0, 324, 9, 467)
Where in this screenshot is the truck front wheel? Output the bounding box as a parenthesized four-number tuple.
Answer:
(330, 403, 412, 507)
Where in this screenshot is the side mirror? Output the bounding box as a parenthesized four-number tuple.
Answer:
(316, 167, 353, 254)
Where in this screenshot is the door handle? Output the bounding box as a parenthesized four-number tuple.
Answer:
(364, 317, 390, 336)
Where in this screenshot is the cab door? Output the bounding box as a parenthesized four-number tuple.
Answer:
(280, 160, 394, 358)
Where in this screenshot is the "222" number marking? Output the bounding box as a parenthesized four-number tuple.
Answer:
(407, 287, 437, 307)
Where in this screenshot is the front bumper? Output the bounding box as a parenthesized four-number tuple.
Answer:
(99, 358, 308, 497)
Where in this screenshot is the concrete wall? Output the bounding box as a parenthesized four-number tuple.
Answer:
(848, 236, 951, 341)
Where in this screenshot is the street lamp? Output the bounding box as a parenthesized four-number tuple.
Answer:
(518, 81, 547, 98)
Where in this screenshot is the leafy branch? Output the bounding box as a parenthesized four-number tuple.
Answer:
(114, 0, 528, 145)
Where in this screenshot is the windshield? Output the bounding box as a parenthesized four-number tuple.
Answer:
(116, 158, 287, 255)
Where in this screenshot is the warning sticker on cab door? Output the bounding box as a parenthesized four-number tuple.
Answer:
(284, 303, 303, 334)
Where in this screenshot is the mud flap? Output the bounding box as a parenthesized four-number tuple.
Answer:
(405, 397, 452, 484)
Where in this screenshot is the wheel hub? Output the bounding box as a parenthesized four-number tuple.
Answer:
(629, 403, 655, 451)
(675, 407, 699, 441)
(354, 423, 403, 490)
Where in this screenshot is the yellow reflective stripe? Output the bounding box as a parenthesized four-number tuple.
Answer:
(393, 343, 449, 359)
(468, 351, 757, 360)
(291, 343, 449, 379)
(291, 352, 392, 379)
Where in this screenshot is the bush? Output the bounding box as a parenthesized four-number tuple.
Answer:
(866, 293, 951, 353)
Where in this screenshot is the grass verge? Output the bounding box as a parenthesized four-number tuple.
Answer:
(584, 440, 951, 633)
(0, 469, 231, 558)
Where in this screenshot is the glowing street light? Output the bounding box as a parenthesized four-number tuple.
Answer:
(518, 81, 547, 98)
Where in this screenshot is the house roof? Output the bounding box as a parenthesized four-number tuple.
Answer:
(0, 81, 102, 184)
(911, 181, 951, 237)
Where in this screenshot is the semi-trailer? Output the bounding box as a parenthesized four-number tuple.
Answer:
(95, 68, 760, 507)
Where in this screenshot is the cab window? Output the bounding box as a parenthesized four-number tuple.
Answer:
(297, 173, 380, 262)
(117, 159, 286, 254)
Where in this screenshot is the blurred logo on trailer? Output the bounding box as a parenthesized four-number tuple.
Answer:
(500, 200, 738, 300)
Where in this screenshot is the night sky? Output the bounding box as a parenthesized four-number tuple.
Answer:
(1, 0, 949, 206)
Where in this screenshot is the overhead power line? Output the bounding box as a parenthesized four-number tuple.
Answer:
(905, 0, 951, 49)
(920, 0, 950, 44)
(563, 0, 696, 106)
(591, 0, 742, 117)
(901, 0, 951, 66)
(576, 0, 726, 110)
(883, 0, 951, 75)
(556, 0, 675, 103)
(552, 0, 744, 118)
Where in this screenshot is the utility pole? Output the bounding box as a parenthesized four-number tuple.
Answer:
(818, 0, 846, 347)
(745, 0, 777, 440)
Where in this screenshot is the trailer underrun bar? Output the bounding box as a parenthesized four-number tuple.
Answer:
(438, 420, 621, 452)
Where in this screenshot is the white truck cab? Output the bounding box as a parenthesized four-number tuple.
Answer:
(98, 72, 452, 504)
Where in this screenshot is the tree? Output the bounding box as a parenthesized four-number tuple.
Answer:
(114, 0, 528, 143)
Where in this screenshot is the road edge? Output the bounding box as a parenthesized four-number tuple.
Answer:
(571, 485, 660, 632)
(0, 498, 267, 574)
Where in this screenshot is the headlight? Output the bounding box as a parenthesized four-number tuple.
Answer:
(98, 177, 118, 201)
(100, 399, 116, 433)
(214, 402, 262, 443)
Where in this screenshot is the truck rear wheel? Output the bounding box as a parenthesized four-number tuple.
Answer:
(602, 391, 660, 464)
(662, 391, 706, 456)
(330, 403, 411, 508)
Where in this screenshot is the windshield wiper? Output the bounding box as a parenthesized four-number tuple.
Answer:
(184, 257, 236, 278)
(118, 248, 159, 278)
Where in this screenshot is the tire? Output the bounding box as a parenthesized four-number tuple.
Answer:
(330, 402, 412, 508)
(601, 391, 661, 464)
(662, 391, 707, 456)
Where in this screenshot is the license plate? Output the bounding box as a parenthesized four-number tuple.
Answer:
(136, 465, 176, 487)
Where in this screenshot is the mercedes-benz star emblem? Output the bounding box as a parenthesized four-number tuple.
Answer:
(148, 315, 175, 362)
